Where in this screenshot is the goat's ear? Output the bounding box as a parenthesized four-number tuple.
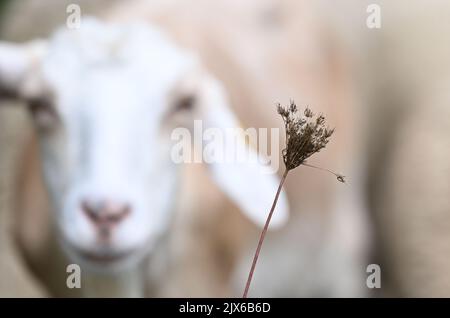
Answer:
(0, 40, 46, 100)
(198, 76, 289, 229)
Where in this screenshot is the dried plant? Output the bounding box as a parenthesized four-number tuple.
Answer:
(243, 101, 345, 298)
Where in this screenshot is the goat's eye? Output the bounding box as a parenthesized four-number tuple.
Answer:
(28, 97, 58, 130)
(174, 95, 196, 112)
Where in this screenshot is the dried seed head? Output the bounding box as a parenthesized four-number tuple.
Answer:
(277, 101, 335, 171)
(337, 175, 346, 183)
(244, 101, 345, 298)
(304, 108, 314, 118)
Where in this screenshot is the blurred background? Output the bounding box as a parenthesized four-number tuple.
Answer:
(1, 0, 450, 297)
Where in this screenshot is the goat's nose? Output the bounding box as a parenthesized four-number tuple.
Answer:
(81, 199, 131, 227)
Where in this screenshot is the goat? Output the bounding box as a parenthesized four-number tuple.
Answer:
(0, 17, 289, 297)
(0, 0, 369, 297)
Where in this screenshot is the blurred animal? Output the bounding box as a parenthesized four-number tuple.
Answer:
(0, 19, 290, 296)
(359, 0, 450, 297)
(0, 0, 370, 297)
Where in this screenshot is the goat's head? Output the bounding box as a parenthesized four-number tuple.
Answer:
(0, 19, 288, 272)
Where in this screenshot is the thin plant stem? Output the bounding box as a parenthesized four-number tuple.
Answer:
(242, 168, 289, 298)
(241, 102, 342, 297)
(302, 163, 345, 183)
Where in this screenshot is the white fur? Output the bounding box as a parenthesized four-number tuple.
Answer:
(0, 18, 289, 295)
